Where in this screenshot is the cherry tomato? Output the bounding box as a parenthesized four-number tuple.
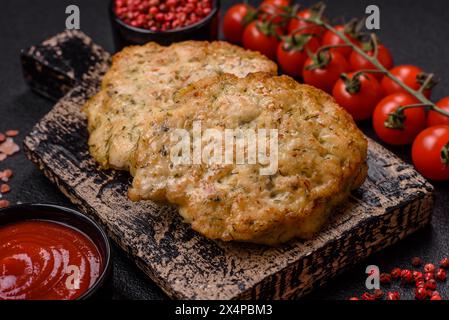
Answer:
(223, 3, 255, 44)
(332, 73, 383, 121)
(242, 21, 279, 60)
(303, 51, 349, 94)
(277, 35, 320, 77)
(287, 9, 326, 38)
(260, 0, 290, 25)
(262, 0, 290, 5)
(322, 25, 358, 59)
(349, 44, 394, 78)
(381, 65, 432, 98)
(373, 93, 426, 145)
(412, 125, 449, 181)
(427, 97, 449, 127)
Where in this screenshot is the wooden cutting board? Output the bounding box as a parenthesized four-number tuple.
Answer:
(22, 31, 434, 300)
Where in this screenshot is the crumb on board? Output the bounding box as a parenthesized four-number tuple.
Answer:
(0, 129, 19, 208)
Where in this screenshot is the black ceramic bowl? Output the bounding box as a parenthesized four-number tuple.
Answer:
(109, 0, 220, 50)
(0, 203, 112, 300)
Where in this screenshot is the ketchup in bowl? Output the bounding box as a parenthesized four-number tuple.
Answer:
(0, 220, 103, 300)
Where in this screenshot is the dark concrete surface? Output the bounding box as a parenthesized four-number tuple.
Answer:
(0, 0, 448, 300)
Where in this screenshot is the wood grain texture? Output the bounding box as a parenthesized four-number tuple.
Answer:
(23, 32, 434, 300)
(21, 30, 111, 101)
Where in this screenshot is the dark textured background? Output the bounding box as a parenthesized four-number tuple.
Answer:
(0, 0, 448, 300)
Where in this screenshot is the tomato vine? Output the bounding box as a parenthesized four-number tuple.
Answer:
(284, 6, 449, 127)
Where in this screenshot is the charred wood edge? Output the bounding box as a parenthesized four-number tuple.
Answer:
(20, 30, 111, 101)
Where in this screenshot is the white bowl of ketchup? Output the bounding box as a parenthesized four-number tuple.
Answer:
(0, 204, 112, 300)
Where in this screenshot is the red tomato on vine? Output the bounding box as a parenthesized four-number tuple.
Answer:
(242, 21, 280, 60)
(349, 44, 394, 77)
(287, 9, 326, 38)
(303, 51, 349, 94)
(372, 93, 426, 145)
(262, 0, 290, 5)
(332, 72, 383, 121)
(412, 125, 449, 181)
(223, 3, 256, 44)
(322, 25, 359, 59)
(427, 97, 449, 127)
(260, 0, 291, 25)
(381, 65, 433, 99)
(277, 35, 320, 77)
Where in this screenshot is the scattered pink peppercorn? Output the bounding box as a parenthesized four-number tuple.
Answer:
(374, 289, 384, 300)
(5, 130, 19, 137)
(390, 268, 402, 279)
(349, 259, 449, 300)
(2, 169, 13, 180)
(413, 271, 423, 282)
(386, 291, 400, 300)
(416, 278, 425, 288)
(361, 292, 376, 301)
(114, 0, 213, 31)
(424, 272, 435, 281)
(401, 269, 413, 284)
(0, 199, 10, 208)
(0, 184, 10, 194)
(430, 291, 442, 300)
(431, 294, 442, 301)
(424, 263, 436, 274)
(425, 279, 437, 291)
(440, 258, 449, 269)
(436, 268, 446, 281)
(380, 273, 392, 284)
(411, 257, 422, 267)
(415, 287, 428, 300)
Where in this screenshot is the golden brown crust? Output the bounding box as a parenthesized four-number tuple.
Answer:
(128, 73, 368, 245)
(83, 41, 278, 170)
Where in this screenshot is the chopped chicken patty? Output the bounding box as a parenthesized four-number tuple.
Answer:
(128, 73, 368, 245)
(83, 41, 278, 171)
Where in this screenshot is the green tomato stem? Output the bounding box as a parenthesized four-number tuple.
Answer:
(418, 73, 435, 94)
(442, 142, 449, 166)
(352, 69, 388, 78)
(288, 13, 448, 120)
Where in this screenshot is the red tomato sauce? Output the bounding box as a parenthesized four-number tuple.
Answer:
(0, 220, 102, 300)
